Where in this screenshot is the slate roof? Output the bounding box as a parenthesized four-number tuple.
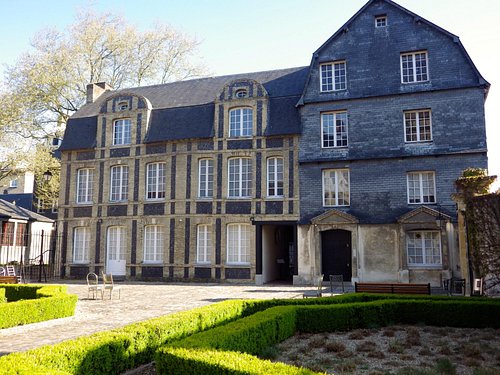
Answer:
(0, 194, 34, 211)
(62, 66, 309, 150)
(0, 199, 53, 223)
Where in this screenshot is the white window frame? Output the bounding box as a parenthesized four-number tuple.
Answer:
(198, 159, 214, 198)
(320, 61, 347, 92)
(196, 224, 212, 264)
(113, 119, 131, 145)
(73, 227, 90, 264)
(267, 157, 284, 198)
(9, 179, 18, 188)
(146, 162, 166, 200)
(400, 51, 428, 83)
(143, 225, 163, 263)
(404, 110, 432, 143)
(229, 108, 253, 137)
(76, 168, 94, 204)
(227, 224, 251, 265)
(406, 231, 442, 267)
(321, 111, 348, 148)
(322, 169, 350, 207)
(228, 158, 252, 198)
(407, 171, 436, 204)
(375, 16, 387, 27)
(110, 165, 129, 202)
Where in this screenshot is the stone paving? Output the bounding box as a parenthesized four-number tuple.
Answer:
(0, 281, 319, 356)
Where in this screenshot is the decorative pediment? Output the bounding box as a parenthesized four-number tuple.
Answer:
(398, 206, 452, 224)
(311, 209, 359, 225)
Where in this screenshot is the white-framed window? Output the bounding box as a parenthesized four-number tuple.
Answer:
(401, 51, 428, 83)
(76, 168, 94, 204)
(9, 179, 18, 188)
(321, 111, 348, 148)
(407, 171, 436, 204)
(227, 224, 251, 264)
(143, 225, 163, 263)
(267, 157, 284, 197)
(198, 159, 214, 198)
(73, 227, 90, 264)
(113, 119, 131, 145)
(404, 110, 432, 142)
(228, 158, 252, 198)
(407, 231, 442, 266)
(110, 165, 128, 202)
(196, 224, 212, 264)
(375, 16, 387, 27)
(320, 61, 347, 92)
(323, 169, 350, 207)
(118, 101, 129, 111)
(234, 89, 248, 98)
(229, 108, 253, 137)
(107, 226, 126, 262)
(146, 162, 166, 200)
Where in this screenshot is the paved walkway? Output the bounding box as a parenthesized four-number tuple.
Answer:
(0, 281, 314, 356)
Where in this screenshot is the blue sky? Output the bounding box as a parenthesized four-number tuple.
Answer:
(1, 0, 499, 188)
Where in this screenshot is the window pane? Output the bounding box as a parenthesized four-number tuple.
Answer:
(113, 119, 131, 145)
(199, 159, 214, 198)
(146, 163, 166, 199)
(77, 169, 94, 203)
(323, 169, 350, 206)
(73, 227, 89, 263)
(267, 157, 284, 197)
(227, 224, 250, 264)
(110, 166, 129, 201)
(321, 64, 333, 91)
(144, 225, 163, 262)
(229, 108, 253, 137)
(197, 225, 212, 263)
(334, 62, 346, 90)
(407, 231, 441, 266)
(228, 158, 252, 197)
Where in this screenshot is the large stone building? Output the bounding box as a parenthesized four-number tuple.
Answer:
(57, 0, 489, 285)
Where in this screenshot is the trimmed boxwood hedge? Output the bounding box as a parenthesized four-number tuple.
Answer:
(156, 297, 500, 374)
(0, 293, 498, 375)
(0, 285, 77, 329)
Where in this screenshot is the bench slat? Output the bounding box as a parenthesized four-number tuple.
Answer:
(355, 282, 430, 295)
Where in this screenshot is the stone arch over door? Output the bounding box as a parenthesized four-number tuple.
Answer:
(321, 229, 352, 281)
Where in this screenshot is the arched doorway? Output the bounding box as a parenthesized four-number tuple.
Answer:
(321, 229, 352, 281)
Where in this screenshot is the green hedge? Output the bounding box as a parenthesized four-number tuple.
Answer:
(1, 293, 498, 375)
(155, 297, 500, 374)
(157, 347, 320, 375)
(0, 299, 257, 374)
(0, 285, 77, 329)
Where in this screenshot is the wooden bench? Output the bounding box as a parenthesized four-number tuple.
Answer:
(0, 276, 18, 284)
(355, 282, 430, 295)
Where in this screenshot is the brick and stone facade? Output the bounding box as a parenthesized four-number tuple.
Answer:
(57, 0, 489, 286)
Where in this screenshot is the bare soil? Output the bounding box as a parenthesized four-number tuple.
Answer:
(269, 325, 500, 374)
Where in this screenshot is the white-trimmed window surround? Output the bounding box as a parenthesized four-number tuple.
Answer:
(405, 110, 432, 142)
(110, 165, 129, 202)
(198, 159, 214, 198)
(320, 61, 347, 92)
(322, 111, 348, 148)
(76, 168, 94, 204)
(323, 169, 350, 207)
(196, 224, 212, 264)
(407, 171, 436, 204)
(267, 157, 284, 197)
(228, 158, 252, 198)
(143, 225, 163, 263)
(401, 51, 428, 83)
(146, 162, 166, 200)
(407, 231, 442, 267)
(227, 224, 251, 264)
(229, 108, 253, 137)
(73, 227, 90, 264)
(113, 119, 131, 145)
(9, 179, 17, 188)
(375, 16, 387, 27)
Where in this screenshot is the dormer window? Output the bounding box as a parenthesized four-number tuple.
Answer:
(235, 89, 248, 98)
(229, 108, 253, 137)
(375, 15, 387, 28)
(113, 119, 131, 145)
(118, 101, 129, 111)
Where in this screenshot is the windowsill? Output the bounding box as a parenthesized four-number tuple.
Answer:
(408, 202, 437, 205)
(72, 262, 90, 265)
(109, 200, 128, 204)
(145, 198, 166, 202)
(228, 136, 253, 140)
(404, 140, 433, 144)
(401, 80, 430, 85)
(266, 196, 284, 200)
(227, 197, 252, 200)
(195, 262, 211, 266)
(321, 146, 349, 149)
(407, 265, 442, 269)
(196, 197, 213, 201)
(226, 263, 251, 267)
(323, 205, 350, 208)
(319, 89, 347, 94)
(110, 144, 132, 147)
(76, 202, 93, 205)
(142, 262, 163, 265)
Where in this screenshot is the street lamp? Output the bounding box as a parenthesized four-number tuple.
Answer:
(43, 170, 53, 182)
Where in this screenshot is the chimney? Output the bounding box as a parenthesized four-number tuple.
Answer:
(86, 82, 112, 104)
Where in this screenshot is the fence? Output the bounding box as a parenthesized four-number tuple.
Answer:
(0, 230, 64, 282)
